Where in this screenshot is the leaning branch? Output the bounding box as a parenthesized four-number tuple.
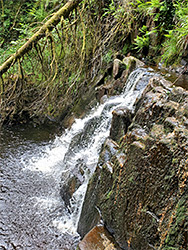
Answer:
(0, 0, 82, 76)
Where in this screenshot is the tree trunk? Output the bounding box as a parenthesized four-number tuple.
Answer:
(0, 0, 82, 76)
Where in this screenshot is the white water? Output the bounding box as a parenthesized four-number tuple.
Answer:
(0, 67, 155, 250)
(24, 68, 155, 234)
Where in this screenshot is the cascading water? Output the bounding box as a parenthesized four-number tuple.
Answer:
(0, 68, 156, 250)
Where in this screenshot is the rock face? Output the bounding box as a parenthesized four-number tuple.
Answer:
(78, 225, 122, 250)
(78, 76, 188, 249)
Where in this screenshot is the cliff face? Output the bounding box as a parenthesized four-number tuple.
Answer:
(78, 72, 188, 249)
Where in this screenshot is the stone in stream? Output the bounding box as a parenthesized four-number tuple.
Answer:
(122, 56, 145, 70)
(113, 59, 127, 80)
(60, 158, 86, 207)
(78, 225, 121, 250)
(110, 107, 133, 142)
(96, 56, 144, 100)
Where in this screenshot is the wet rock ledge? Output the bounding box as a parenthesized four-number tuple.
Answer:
(78, 75, 188, 249)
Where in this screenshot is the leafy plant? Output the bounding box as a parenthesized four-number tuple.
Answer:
(136, 0, 174, 25)
(103, 49, 113, 63)
(162, 0, 188, 65)
(102, 0, 116, 17)
(134, 25, 157, 52)
(136, 0, 161, 15)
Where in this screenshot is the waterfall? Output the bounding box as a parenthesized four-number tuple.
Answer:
(0, 67, 155, 249)
(25, 68, 155, 231)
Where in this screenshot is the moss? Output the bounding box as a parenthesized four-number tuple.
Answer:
(162, 247, 179, 250)
(163, 197, 187, 248)
(106, 190, 113, 200)
(172, 156, 179, 165)
(71, 88, 96, 117)
(128, 176, 134, 183)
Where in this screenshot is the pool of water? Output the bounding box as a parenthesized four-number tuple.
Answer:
(0, 125, 80, 250)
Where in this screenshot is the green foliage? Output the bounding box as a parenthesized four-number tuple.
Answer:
(136, 0, 161, 15)
(2, 0, 129, 124)
(163, 198, 187, 249)
(132, 0, 175, 55)
(134, 25, 157, 52)
(131, 0, 188, 64)
(102, 0, 116, 17)
(103, 50, 113, 64)
(102, 0, 126, 22)
(122, 44, 131, 55)
(0, 0, 62, 50)
(106, 190, 112, 199)
(1, 0, 188, 125)
(162, 0, 188, 65)
(28, 0, 60, 22)
(136, 0, 175, 27)
(0, 0, 34, 48)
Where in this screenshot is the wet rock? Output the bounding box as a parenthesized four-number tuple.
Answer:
(79, 75, 188, 249)
(60, 159, 86, 207)
(128, 127, 149, 142)
(122, 56, 145, 69)
(164, 117, 179, 132)
(180, 102, 188, 118)
(110, 107, 133, 142)
(96, 56, 145, 100)
(163, 101, 179, 116)
(62, 114, 75, 128)
(60, 175, 82, 207)
(98, 139, 119, 167)
(170, 86, 188, 103)
(130, 140, 146, 151)
(150, 124, 165, 139)
(78, 225, 121, 250)
(119, 69, 130, 84)
(96, 83, 114, 100)
(100, 95, 108, 104)
(96, 78, 125, 100)
(184, 118, 188, 128)
(77, 161, 114, 238)
(111, 79, 125, 94)
(77, 166, 102, 238)
(65, 116, 100, 154)
(113, 59, 127, 80)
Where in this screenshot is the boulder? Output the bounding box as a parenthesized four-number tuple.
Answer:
(78, 225, 122, 250)
(110, 107, 133, 142)
(113, 59, 127, 80)
(78, 75, 188, 249)
(78, 139, 118, 237)
(122, 56, 145, 69)
(96, 56, 145, 100)
(60, 158, 86, 207)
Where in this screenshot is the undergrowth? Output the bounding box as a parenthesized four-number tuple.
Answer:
(0, 0, 132, 125)
(0, 0, 188, 126)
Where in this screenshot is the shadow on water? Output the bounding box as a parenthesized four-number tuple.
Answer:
(0, 124, 58, 158)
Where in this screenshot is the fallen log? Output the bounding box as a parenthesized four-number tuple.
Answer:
(0, 0, 82, 76)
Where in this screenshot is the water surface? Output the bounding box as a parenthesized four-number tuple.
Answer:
(0, 68, 156, 250)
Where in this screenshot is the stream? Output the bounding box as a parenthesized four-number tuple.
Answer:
(0, 68, 157, 250)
